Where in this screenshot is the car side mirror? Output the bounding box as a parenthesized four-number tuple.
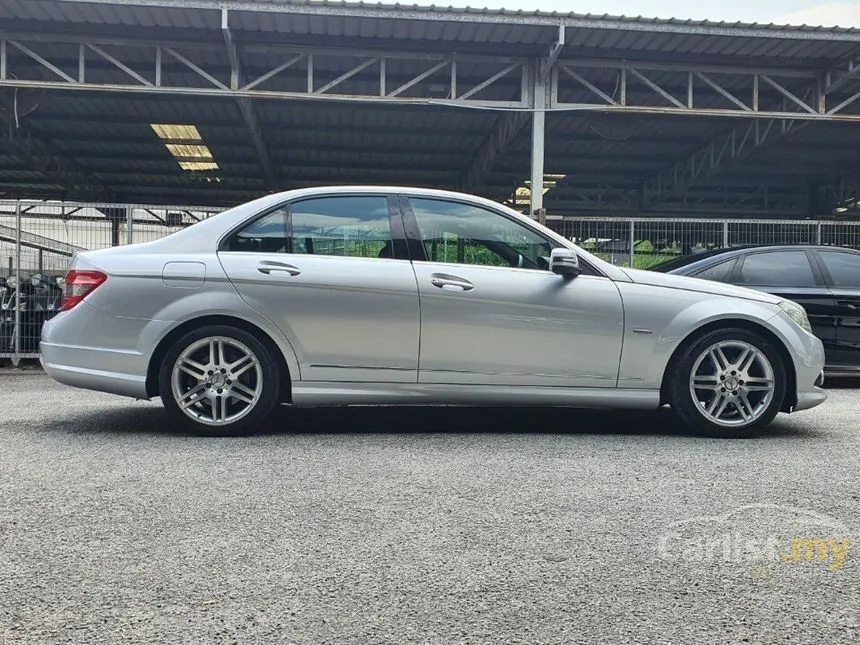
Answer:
(550, 248, 581, 278)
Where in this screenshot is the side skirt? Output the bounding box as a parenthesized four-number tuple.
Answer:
(290, 382, 660, 409)
(823, 366, 860, 378)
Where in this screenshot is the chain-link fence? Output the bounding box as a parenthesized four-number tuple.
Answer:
(0, 200, 220, 363)
(547, 217, 860, 270)
(3, 199, 860, 363)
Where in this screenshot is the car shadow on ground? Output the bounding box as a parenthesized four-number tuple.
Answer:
(53, 402, 820, 440)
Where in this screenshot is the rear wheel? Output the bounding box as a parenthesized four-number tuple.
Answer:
(667, 328, 787, 438)
(158, 325, 281, 436)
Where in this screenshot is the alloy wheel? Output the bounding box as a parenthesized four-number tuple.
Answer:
(688, 340, 776, 428)
(170, 336, 263, 426)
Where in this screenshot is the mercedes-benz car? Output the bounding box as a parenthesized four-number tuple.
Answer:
(652, 244, 860, 377)
(40, 186, 826, 437)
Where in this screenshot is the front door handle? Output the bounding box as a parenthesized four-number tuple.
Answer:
(430, 273, 474, 291)
(257, 261, 301, 276)
(836, 299, 859, 310)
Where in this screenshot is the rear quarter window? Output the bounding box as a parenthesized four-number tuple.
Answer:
(693, 258, 736, 282)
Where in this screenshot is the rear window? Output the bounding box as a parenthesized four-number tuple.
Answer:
(819, 251, 860, 288)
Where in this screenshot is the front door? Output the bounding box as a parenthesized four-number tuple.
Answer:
(217, 194, 420, 383)
(399, 195, 624, 388)
(815, 249, 860, 370)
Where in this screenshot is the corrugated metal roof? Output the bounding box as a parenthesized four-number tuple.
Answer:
(12, 87, 856, 201)
(35, 0, 860, 34)
(0, 0, 221, 29)
(2, 0, 859, 66)
(0, 169, 59, 183)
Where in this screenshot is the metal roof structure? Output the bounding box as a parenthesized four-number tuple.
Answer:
(0, 0, 859, 217)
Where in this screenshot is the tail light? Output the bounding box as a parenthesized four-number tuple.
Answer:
(61, 270, 107, 311)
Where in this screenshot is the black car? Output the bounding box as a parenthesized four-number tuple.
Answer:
(652, 245, 860, 377)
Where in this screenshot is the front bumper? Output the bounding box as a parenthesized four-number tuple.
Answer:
(792, 369, 826, 412)
(788, 331, 827, 413)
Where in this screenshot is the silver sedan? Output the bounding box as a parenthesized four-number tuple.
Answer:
(40, 186, 826, 437)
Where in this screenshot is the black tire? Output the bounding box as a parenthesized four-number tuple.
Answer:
(158, 324, 282, 437)
(666, 327, 787, 438)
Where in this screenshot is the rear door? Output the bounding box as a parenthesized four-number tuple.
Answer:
(217, 193, 421, 383)
(813, 249, 860, 370)
(733, 249, 836, 357)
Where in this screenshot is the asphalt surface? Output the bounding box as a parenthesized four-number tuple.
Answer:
(0, 373, 857, 645)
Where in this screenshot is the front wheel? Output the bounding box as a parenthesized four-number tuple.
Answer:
(666, 328, 787, 438)
(158, 325, 281, 436)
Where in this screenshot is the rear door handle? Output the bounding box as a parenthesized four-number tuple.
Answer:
(257, 261, 301, 276)
(430, 273, 474, 291)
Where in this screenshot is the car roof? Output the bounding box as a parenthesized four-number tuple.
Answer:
(652, 244, 860, 273)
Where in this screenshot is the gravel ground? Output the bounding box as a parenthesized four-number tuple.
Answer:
(0, 373, 857, 645)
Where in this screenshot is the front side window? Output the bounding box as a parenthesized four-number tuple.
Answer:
(738, 251, 816, 287)
(408, 197, 553, 270)
(818, 251, 860, 288)
(224, 196, 393, 258)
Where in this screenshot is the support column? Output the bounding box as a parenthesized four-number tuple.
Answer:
(126, 205, 134, 245)
(13, 201, 21, 365)
(530, 63, 546, 220)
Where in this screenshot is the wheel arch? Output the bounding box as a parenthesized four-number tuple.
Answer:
(145, 314, 293, 403)
(659, 318, 797, 412)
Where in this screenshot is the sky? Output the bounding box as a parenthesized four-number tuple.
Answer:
(459, 0, 860, 27)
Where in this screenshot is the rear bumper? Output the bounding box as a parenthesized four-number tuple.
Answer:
(39, 304, 160, 400)
(40, 347, 149, 399)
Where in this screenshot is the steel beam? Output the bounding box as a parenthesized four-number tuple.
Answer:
(552, 59, 860, 122)
(11, 75, 852, 119)
(548, 177, 805, 214)
(641, 116, 808, 208)
(0, 33, 529, 106)
(36, 143, 494, 162)
(5, 33, 859, 120)
(825, 49, 860, 94)
(222, 9, 276, 190)
(541, 26, 565, 81)
(38, 122, 717, 148)
(639, 76, 822, 208)
(530, 63, 547, 217)
(557, 57, 819, 79)
(0, 26, 823, 80)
